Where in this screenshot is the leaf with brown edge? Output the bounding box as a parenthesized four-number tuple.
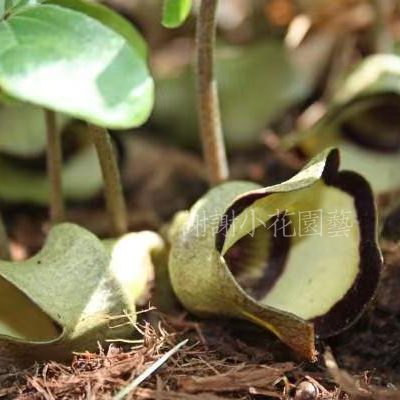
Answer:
(0, 223, 165, 366)
(289, 54, 400, 195)
(168, 148, 382, 359)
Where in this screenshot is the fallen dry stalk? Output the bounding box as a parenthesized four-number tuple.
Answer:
(325, 349, 400, 400)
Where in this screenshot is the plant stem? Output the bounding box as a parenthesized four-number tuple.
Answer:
(0, 213, 10, 260)
(88, 124, 128, 236)
(45, 109, 65, 224)
(196, 0, 229, 185)
(371, 0, 395, 53)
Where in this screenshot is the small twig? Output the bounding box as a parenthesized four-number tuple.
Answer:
(45, 109, 65, 224)
(113, 339, 188, 400)
(196, 0, 228, 185)
(325, 349, 400, 400)
(0, 213, 10, 260)
(88, 124, 128, 236)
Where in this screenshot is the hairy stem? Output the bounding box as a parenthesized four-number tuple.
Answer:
(196, 0, 229, 185)
(0, 214, 10, 260)
(88, 124, 128, 236)
(45, 109, 65, 224)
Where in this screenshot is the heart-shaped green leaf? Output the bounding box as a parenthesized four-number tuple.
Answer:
(0, 223, 164, 365)
(162, 0, 192, 28)
(169, 148, 382, 359)
(291, 54, 400, 194)
(0, 2, 153, 128)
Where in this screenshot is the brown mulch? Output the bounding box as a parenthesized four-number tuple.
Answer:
(0, 315, 337, 400)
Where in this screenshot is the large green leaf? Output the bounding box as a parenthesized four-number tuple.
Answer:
(162, 0, 192, 28)
(0, 4, 153, 128)
(0, 224, 165, 365)
(169, 148, 382, 358)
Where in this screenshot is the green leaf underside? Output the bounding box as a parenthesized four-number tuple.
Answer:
(0, 4, 153, 128)
(0, 145, 103, 203)
(297, 54, 400, 194)
(169, 149, 381, 358)
(162, 0, 192, 28)
(0, 224, 164, 365)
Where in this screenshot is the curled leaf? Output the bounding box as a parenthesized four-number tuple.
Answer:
(293, 54, 400, 194)
(169, 148, 382, 358)
(104, 230, 165, 307)
(0, 223, 164, 365)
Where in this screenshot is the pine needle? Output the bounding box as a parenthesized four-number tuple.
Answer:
(113, 339, 189, 400)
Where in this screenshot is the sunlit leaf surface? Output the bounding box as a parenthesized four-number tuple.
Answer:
(0, 3, 153, 128)
(0, 224, 164, 365)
